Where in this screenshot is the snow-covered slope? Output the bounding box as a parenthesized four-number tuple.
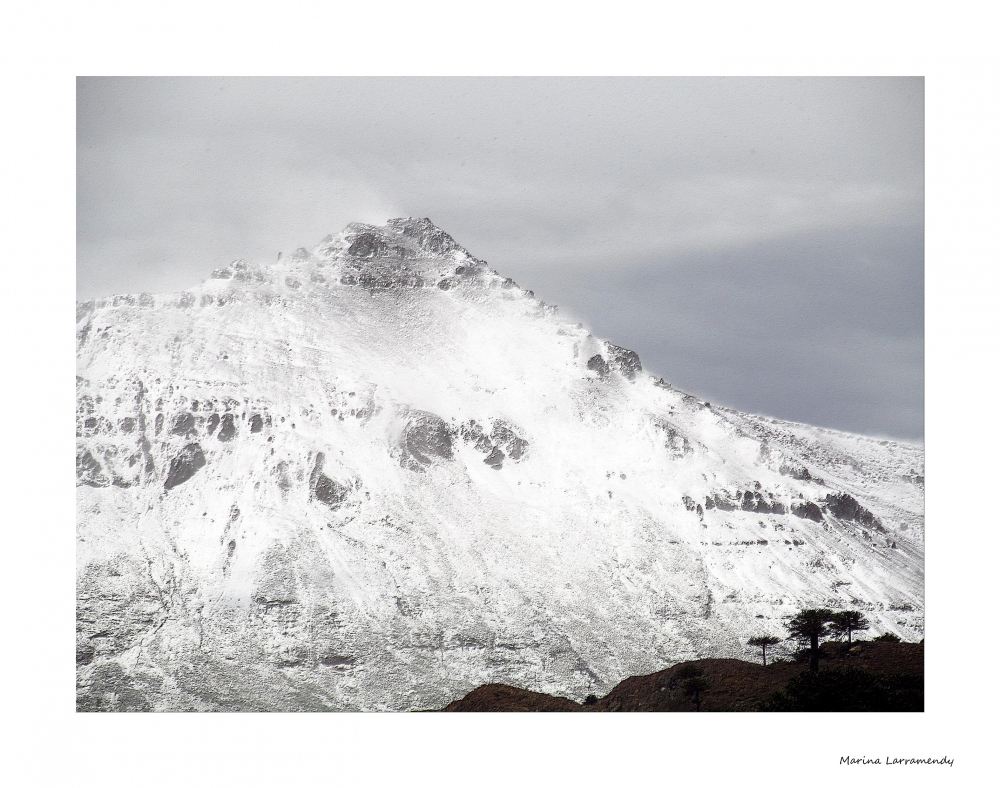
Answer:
(76, 218, 924, 711)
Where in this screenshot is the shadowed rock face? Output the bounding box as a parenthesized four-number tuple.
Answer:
(607, 344, 642, 380)
(825, 493, 884, 530)
(705, 493, 736, 512)
(386, 217, 460, 255)
(587, 354, 610, 377)
(319, 654, 355, 669)
(740, 490, 787, 515)
(217, 414, 237, 442)
(170, 412, 196, 436)
(77, 449, 108, 487)
(459, 419, 493, 453)
(704, 489, 785, 514)
(483, 446, 505, 469)
(400, 412, 454, 470)
(792, 501, 824, 522)
(780, 463, 814, 481)
(458, 418, 529, 470)
(355, 263, 422, 290)
(345, 223, 452, 261)
(309, 452, 349, 508)
(346, 232, 390, 259)
(491, 420, 528, 461)
(164, 443, 206, 490)
(338, 219, 468, 292)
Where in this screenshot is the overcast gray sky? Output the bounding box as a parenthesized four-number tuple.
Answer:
(77, 77, 923, 441)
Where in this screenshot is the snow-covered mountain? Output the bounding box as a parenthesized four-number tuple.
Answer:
(76, 218, 924, 711)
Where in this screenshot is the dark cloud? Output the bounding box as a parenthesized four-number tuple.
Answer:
(77, 76, 923, 439)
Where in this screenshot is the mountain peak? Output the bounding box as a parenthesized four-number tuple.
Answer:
(292, 218, 502, 294)
(322, 217, 466, 261)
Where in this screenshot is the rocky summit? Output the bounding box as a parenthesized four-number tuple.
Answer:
(76, 218, 924, 711)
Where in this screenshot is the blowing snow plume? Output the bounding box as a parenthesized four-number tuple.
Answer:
(76, 218, 923, 711)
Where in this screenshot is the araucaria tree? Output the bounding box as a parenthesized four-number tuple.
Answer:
(748, 635, 782, 666)
(787, 608, 835, 672)
(829, 611, 870, 643)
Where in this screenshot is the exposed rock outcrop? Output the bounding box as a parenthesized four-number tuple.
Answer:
(607, 343, 642, 379)
(309, 452, 350, 508)
(163, 443, 206, 490)
(399, 411, 454, 470)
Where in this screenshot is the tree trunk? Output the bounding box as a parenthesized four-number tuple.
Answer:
(847, 628, 853, 644)
(761, 645, 767, 667)
(810, 633, 819, 671)
(694, 691, 701, 712)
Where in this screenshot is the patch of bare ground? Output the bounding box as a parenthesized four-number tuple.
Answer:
(439, 683, 581, 712)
